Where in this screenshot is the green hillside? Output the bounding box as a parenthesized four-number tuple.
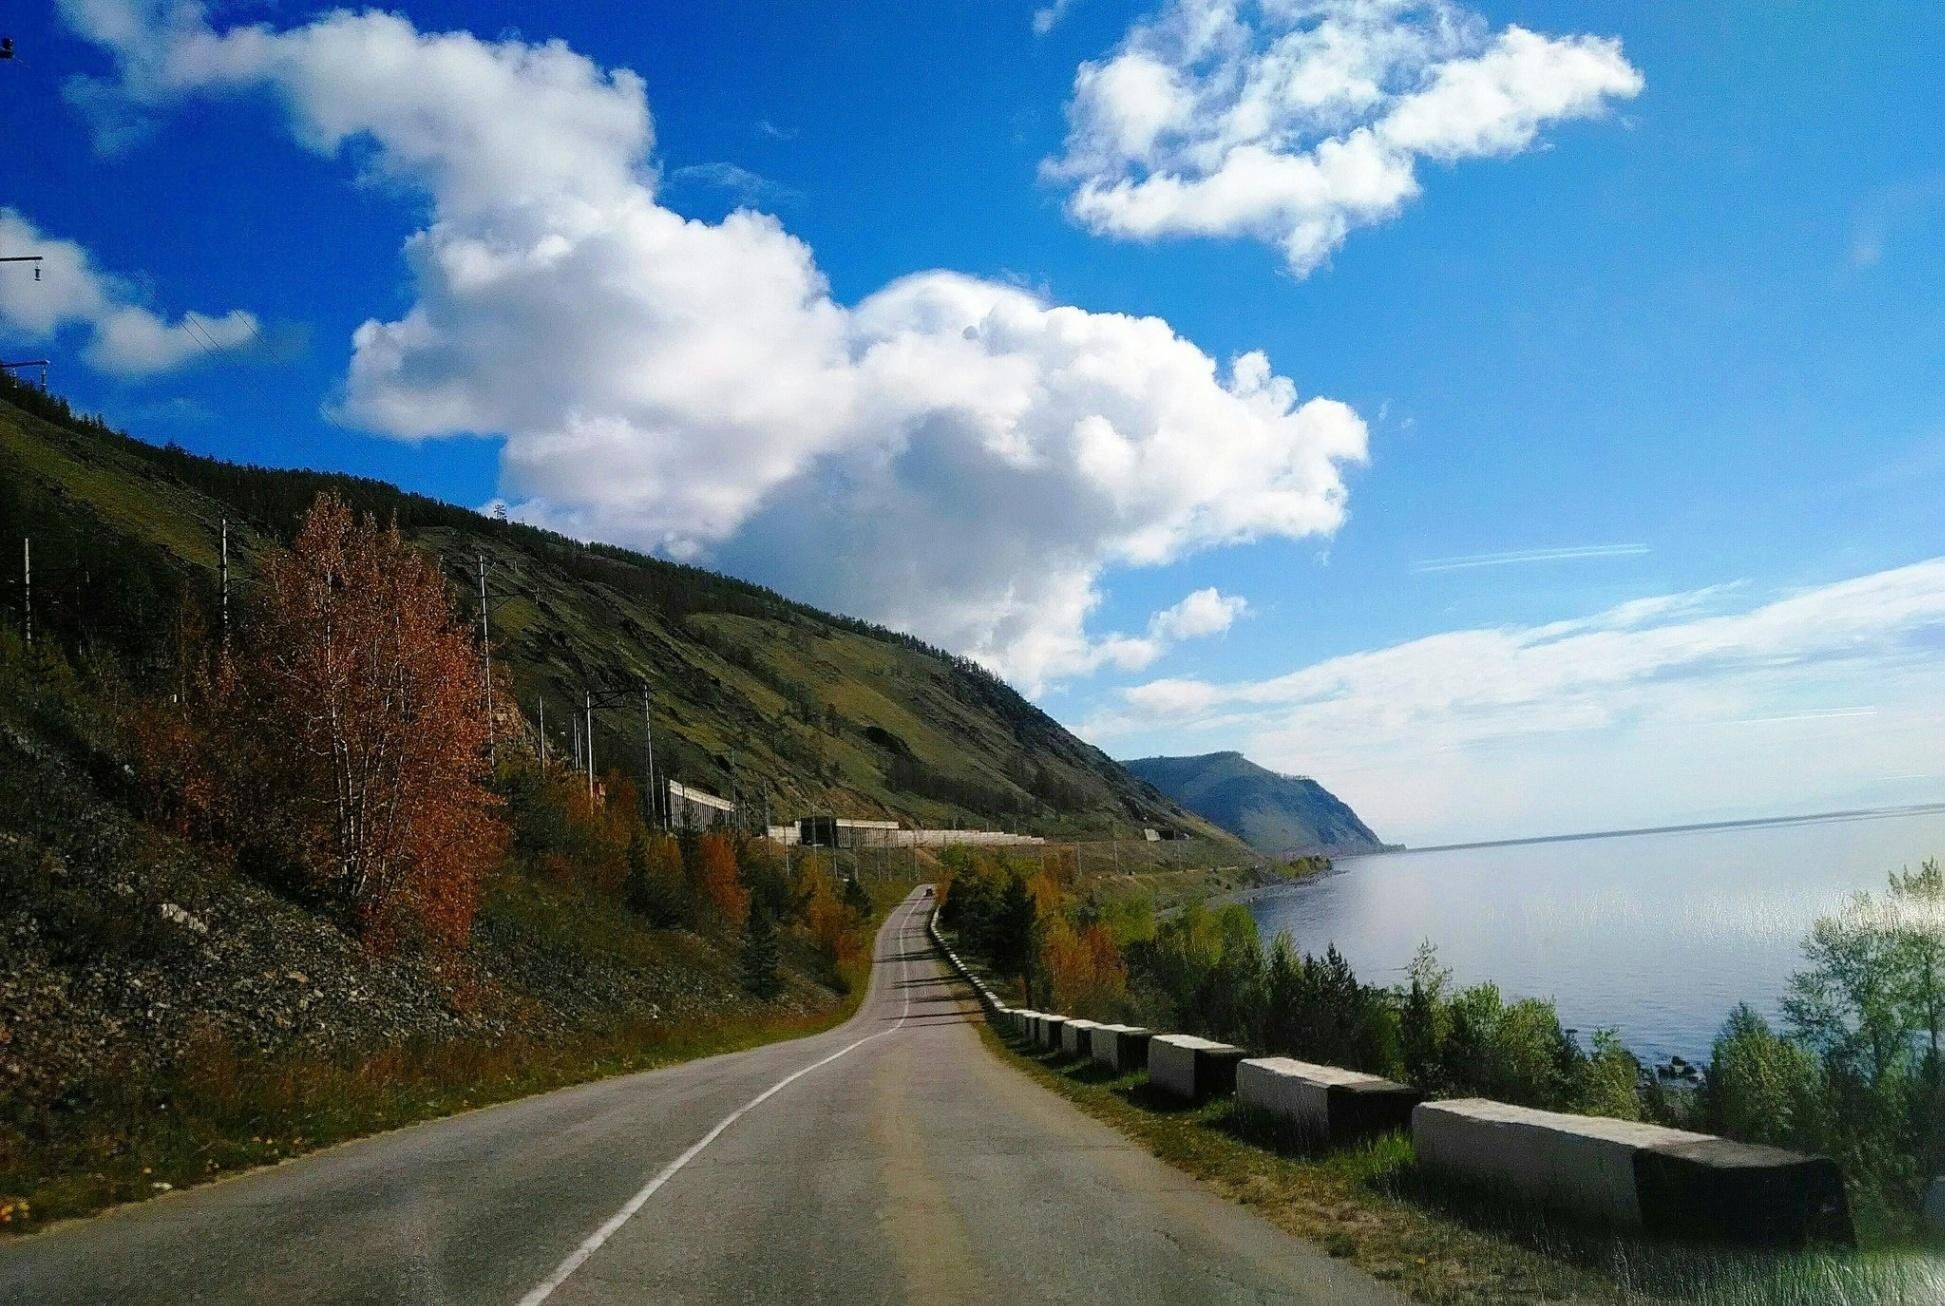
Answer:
(0, 380, 1217, 841)
(1121, 751, 1382, 854)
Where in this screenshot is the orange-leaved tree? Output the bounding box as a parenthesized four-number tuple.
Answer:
(694, 831, 750, 931)
(795, 852, 867, 977)
(1041, 919, 1128, 1021)
(243, 492, 501, 948)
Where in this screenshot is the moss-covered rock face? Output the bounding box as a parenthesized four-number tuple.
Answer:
(0, 388, 1220, 842)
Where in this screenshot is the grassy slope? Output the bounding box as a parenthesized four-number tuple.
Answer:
(0, 395, 1223, 842)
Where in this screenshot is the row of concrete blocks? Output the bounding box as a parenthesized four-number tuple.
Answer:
(926, 907, 1009, 1023)
(1000, 1007, 1853, 1247)
(925, 906, 1851, 1248)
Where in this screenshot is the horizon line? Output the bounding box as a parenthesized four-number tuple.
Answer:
(1354, 801, 1945, 858)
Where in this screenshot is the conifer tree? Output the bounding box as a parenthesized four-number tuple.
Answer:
(742, 906, 782, 999)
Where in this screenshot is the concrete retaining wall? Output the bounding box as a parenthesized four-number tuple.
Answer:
(1089, 1025, 1152, 1073)
(1236, 1057, 1422, 1146)
(1148, 1034, 1246, 1101)
(1414, 1099, 1852, 1245)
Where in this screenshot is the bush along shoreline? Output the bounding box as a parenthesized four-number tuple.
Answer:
(938, 846, 1944, 1245)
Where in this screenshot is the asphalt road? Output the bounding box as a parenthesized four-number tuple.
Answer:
(2, 889, 1404, 1304)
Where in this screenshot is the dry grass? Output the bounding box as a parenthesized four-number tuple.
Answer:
(2, 994, 865, 1233)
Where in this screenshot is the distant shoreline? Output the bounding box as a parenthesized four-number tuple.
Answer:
(1344, 801, 1945, 860)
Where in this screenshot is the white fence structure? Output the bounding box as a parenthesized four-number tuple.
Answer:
(667, 780, 735, 830)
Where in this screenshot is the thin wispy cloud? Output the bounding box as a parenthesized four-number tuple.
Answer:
(668, 161, 802, 208)
(1085, 559, 1945, 843)
(1847, 173, 1945, 269)
(1033, 0, 1083, 36)
(1716, 708, 1878, 727)
(1410, 544, 1650, 573)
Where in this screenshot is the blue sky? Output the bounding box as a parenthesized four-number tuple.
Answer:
(4, 1, 1944, 843)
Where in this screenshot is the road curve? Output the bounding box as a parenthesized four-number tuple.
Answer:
(2, 889, 1404, 1304)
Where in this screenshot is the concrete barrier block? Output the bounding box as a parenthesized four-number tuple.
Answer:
(1410, 1097, 1851, 1242)
(1236, 1057, 1422, 1146)
(1060, 1018, 1102, 1059)
(1015, 1011, 1041, 1041)
(1090, 1025, 1152, 1073)
(1413, 1099, 1691, 1228)
(1038, 1015, 1068, 1050)
(1633, 1137, 1853, 1246)
(1148, 1034, 1246, 1101)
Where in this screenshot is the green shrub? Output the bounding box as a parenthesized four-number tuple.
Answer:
(1704, 1004, 1827, 1149)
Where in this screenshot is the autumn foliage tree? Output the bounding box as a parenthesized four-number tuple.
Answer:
(239, 493, 501, 948)
(1042, 919, 1128, 1020)
(623, 828, 687, 926)
(693, 831, 750, 931)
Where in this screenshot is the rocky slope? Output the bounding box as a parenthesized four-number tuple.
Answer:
(0, 655, 837, 1111)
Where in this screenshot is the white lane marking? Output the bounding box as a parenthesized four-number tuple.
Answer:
(516, 896, 925, 1305)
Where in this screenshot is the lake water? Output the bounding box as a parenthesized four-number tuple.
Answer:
(1246, 807, 1945, 1065)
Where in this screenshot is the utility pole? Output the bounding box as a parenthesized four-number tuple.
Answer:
(641, 681, 658, 830)
(579, 682, 640, 812)
(20, 536, 29, 646)
(572, 712, 582, 769)
(219, 518, 229, 646)
(537, 698, 546, 769)
(478, 555, 495, 770)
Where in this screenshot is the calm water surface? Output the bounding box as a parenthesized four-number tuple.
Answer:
(1247, 809, 1945, 1064)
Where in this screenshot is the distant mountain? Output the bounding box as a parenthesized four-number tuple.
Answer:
(1121, 752, 1383, 854)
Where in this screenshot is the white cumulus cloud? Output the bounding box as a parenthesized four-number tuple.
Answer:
(1047, 0, 1642, 274)
(0, 208, 257, 377)
(1150, 586, 1249, 640)
(61, 1, 1367, 691)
